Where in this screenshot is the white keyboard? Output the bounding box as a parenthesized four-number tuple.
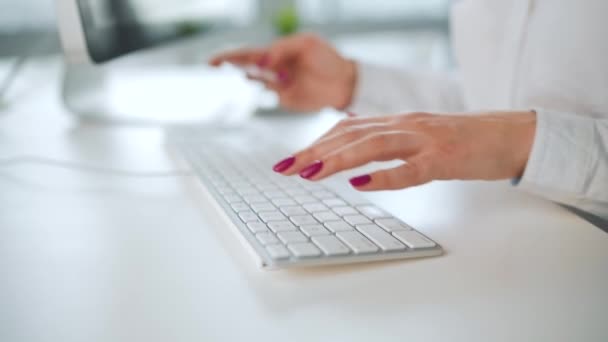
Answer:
(169, 129, 442, 269)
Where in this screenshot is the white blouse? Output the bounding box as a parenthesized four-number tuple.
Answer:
(349, 0, 608, 220)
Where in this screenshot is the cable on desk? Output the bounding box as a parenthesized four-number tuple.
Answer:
(0, 156, 194, 178)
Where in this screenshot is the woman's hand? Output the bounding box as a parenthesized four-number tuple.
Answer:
(272, 111, 537, 190)
(210, 33, 356, 112)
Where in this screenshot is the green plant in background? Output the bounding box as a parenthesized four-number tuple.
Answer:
(274, 6, 300, 36)
(175, 21, 210, 38)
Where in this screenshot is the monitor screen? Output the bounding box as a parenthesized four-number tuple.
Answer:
(76, 0, 216, 62)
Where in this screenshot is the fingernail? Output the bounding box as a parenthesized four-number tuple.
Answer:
(273, 156, 296, 173)
(278, 70, 289, 84)
(349, 175, 372, 187)
(257, 55, 269, 68)
(300, 161, 323, 179)
(346, 111, 357, 117)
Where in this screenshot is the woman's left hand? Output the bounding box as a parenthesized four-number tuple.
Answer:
(272, 111, 537, 191)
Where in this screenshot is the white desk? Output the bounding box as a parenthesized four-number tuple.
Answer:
(1, 57, 607, 342)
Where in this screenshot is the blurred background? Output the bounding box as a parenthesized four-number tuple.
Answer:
(0, 0, 452, 121)
(0, 0, 450, 58)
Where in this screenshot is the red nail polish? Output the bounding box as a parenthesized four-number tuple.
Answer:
(257, 55, 269, 68)
(349, 175, 372, 187)
(273, 156, 296, 173)
(278, 70, 289, 84)
(300, 161, 323, 179)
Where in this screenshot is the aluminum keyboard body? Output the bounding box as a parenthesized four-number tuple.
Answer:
(169, 128, 442, 269)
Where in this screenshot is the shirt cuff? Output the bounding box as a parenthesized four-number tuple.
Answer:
(514, 109, 595, 205)
(347, 61, 465, 117)
(347, 62, 393, 116)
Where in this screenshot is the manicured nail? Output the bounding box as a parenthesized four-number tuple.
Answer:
(299, 161, 323, 179)
(278, 70, 289, 84)
(273, 156, 296, 173)
(349, 175, 372, 187)
(257, 55, 269, 68)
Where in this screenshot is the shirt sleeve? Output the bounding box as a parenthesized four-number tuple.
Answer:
(516, 109, 608, 220)
(347, 61, 466, 116)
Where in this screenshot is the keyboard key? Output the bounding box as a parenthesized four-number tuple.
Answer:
(324, 221, 354, 233)
(357, 205, 392, 219)
(230, 202, 250, 212)
(243, 195, 267, 204)
(268, 221, 298, 233)
(279, 181, 302, 189)
(312, 191, 335, 199)
(264, 190, 287, 199)
(259, 211, 286, 223)
(272, 198, 297, 207)
(285, 188, 308, 196)
(224, 195, 242, 204)
(280, 206, 307, 216)
(393, 230, 437, 249)
(346, 198, 371, 207)
(266, 245, 290, 260)
(303, 203, 329, 213)
(256, 183, 279, 191)
(274, 178, 295, 185)
(357, 224, 406, 252)
(313, 211, 341, 222)
(238, 211, 260, 223)
(256, 232, 279, 245)
(237, 187, 260, 196)
(312, 236, 350, 256)
(250, 202, 276, 213)
(232, 181, 252, 188)
(344, 215, 372, 226)
(375, 218, 412, 232)
(323, 198, 347, 207)
(294, 195, 317, 204)
(332, 206, 358, 216)
(247, 222, 269, 234)
(300, 224, 331, 237)
(303, 183, 325, 191)
(336, 231, 379, 254)
(277, 231, 308, 244)
(288, 243, 322, 258)
(289, 215, 318, 226)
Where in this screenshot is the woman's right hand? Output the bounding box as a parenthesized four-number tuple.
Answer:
(210, 33, 357, 112)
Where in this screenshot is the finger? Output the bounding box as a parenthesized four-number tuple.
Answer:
(315, 121, 390, 145)
(265, 34, 320, 70)
(349, 154, 435, 191)
(276, 124, 392, 176)
(314, 116, 395, 143)
(299, 131, 424, 181)
(209, 48, 267, 67)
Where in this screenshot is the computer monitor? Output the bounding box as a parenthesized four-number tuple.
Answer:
(56, 0, 269, 124)
(56, 0, 214, 63)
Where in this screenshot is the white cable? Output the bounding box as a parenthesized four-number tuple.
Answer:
(0, 156, 194, 178)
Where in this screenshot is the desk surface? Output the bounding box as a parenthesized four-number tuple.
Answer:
(1, 57, 607, 342)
